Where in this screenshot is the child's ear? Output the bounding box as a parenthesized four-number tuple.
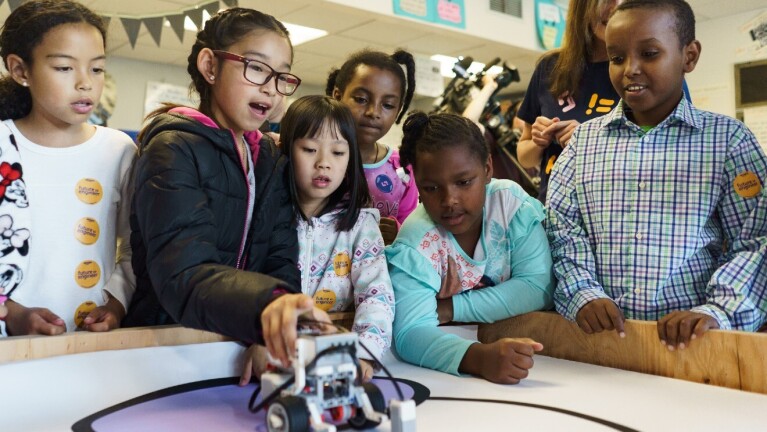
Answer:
(196, 48, 218, 85)
(485, 155, 493, 183)
(6, 54, 29, 87)
(332, 87, 342, 101)
(682, 40, 701, 74)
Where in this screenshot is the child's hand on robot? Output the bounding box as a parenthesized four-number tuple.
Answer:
(261, 293, 333, 368)
(240, 343, 269, 386)
(359, 359, 376, 382)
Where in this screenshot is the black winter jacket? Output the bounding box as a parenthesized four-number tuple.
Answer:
(122, 111, 299, 343)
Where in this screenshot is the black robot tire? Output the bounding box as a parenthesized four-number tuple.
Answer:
(266, 396, 310, 432)
(348, 383, 386, 429)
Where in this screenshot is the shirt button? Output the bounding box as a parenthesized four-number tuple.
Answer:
(634, 288, 641, 294)
(635, 232, 643, 240)
(639, 181, 646, 189)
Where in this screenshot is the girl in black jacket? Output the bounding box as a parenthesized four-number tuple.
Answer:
(123, 8, 327, 366)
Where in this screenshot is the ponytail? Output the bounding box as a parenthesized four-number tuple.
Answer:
(0, 77, 31, 120)
(391, 49, 416, 124)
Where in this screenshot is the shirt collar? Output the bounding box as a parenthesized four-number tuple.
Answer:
(602, 95, 702, 132)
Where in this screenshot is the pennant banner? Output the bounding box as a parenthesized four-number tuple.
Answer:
(143, 16, 164, 47)
(120, 17, 141, 49)
(202, 1, 220, 17)
(32, 1, 242, 50)
(166, 14, 186, 44)
(8, 0, 24, 11)
(185, 8, 205, 32)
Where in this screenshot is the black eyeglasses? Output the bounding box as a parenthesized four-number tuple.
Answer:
(212, 50, 301, 96)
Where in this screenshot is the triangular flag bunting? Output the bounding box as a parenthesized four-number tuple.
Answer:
(222, 0, 238, 7)
(166, 14, 185, 43)
(202, 2, 220, 17)
(8, 0, 24, 11)
(120, 17, 141, 49)
(185, 8, 205, 31)
(143, 16, 163, 47)
(101, 15, 112, 30)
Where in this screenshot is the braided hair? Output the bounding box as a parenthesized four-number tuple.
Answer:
(400, 111, 488, 170)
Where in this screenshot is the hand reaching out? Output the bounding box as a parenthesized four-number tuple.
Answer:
(261, 293, 333, 368)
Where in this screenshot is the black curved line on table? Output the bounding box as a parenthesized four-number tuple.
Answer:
(428, 396, 640, 432)
(71, 376, 430, 432)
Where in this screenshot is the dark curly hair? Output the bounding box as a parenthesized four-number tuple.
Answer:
(325, 49, 416, 124)
(400, 111, 488, 170)
(280, 95, 371, 231)
(613, 0, 696, 48)
(0, 0, 106, 120)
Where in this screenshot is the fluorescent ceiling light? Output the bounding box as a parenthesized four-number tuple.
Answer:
(283, 23, 328, 46)
(164, 13, 327, 46)
(431, 54, 505, 78)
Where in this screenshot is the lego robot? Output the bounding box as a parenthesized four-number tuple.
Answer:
(259, 331, 394, 432)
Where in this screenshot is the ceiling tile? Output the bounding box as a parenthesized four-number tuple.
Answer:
(297, 35, 389, 60)
(281, 3, 374, 33)
(338, 20, 433, 45)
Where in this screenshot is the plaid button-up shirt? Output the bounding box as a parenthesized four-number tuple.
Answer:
(546, 97, 767, 330)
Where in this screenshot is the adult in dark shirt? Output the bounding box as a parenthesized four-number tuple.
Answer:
(517, 0, 622, 202)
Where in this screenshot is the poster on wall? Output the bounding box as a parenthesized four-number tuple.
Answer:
(393, 0, 466, 29)
(413, 54, 444, 97)
(143, 81, 198, 119)
(535, 0, 566, 49)
(737, 11, 767, 58)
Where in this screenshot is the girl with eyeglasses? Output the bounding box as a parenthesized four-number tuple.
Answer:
(123, 8, 330, 368)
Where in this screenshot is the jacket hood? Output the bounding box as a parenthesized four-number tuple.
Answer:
(299, 206, 381, 227)
(139, 107, 265, 160)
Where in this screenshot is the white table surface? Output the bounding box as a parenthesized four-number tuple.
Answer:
(2, 326, 765, 431)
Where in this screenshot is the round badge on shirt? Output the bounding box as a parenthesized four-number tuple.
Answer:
(333, 252, 351, 277)
(74, 218, 100, 245)
(74, 301, 98, 328)
(313, 289, 337, 312)
(733, 171, 762, 199)
(75, 178, 103, 204)
(75, 260, 101, 288)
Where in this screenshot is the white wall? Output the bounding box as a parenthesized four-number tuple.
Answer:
(108, 57, 191, 132)
(687, 8, 767, 117)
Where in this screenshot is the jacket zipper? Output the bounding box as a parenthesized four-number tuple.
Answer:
(233, 132, 250, 270)
(303, 224, 313, 296)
